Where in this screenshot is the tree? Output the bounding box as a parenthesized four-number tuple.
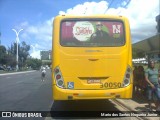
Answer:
(132, 47, 145, 59)
(0, 45, 7, 65)
(5, 54, 16, 67)
(7, 41, 30, 69)
(26, 58, 42, 70)
(19, 41, 30, 68)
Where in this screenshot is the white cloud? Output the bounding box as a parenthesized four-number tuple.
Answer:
(16, 0, 159, 59)
(59, 1, 108, 15)
(19, 17, 54, 59)
(59, 0, 159, 43)
(30, 50, 41, 59)
(22, 17, 54, 42)
(120, 0, 159, 42)
(30, 43, 48, 59)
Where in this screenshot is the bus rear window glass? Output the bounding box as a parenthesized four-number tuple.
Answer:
(60, 20, 125, 47)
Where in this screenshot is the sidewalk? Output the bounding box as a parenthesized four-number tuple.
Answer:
(116, 93, 160, 120)
(0, 70, 36, 76)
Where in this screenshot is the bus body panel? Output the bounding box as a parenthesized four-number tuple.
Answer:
(52, 15, 132, 100)
(53, 84, 133, 100)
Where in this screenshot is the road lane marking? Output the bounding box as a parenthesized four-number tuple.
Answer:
(0, 70, 36, 76)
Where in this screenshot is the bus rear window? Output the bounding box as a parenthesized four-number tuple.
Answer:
(60, 20, 125, 47)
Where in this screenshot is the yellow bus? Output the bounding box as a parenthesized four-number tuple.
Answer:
(52, 15, 132, 100)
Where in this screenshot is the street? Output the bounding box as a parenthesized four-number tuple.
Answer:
(0, 70, 143, 120)
(0, 70, 52, 111)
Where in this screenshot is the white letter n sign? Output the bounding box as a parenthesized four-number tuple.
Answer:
(112, 25, 121, 34)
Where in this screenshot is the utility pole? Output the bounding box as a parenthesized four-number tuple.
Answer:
(12, 29, 23, 71)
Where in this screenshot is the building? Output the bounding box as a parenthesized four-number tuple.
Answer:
(40, 50, 51, 60)
(40, 50, 51, 65)
(133, 34, 160, 62)
(132, 15, 160, 63)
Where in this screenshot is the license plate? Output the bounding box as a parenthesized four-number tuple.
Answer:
(87, 79, 101, 84)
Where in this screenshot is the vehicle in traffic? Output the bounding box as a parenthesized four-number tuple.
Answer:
(52, 15, 133, 100)
(6, 66, 13, 71)
(0, 66, 5, 71)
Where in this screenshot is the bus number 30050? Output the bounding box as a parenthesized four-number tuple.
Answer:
(100, 82, 122, 88)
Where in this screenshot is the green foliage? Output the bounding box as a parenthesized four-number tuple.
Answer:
(7, 41, 30, 68)
(0, 41, 30, 69)
(132, 47, 145, 59)
(0, 45, 7, 65)
(5, 54, 16, 67)
(26, 58, 42, 70)
(19, 41, 30, 68)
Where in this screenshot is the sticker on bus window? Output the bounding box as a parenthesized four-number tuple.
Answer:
(72, 21, 95, 41)
(67, 82, 74, 89)
(61, 21, 125, 46)
(112, 24, 122, 38)
(112, 25, 121, 33)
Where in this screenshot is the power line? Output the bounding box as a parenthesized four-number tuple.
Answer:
(84, 0, 89, 15)
(116, 0, 125, 8)
(123, 0, 131, 8)
(118, 0, 131, 14)
(104, 0, 115, 14)
(84, 7, 88, 14)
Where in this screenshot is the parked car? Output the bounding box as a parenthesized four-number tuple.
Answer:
(6, 66, 12, 71)
(0, 66, 5, 71)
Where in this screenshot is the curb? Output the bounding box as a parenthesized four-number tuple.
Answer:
(114, 99, 159, 120)
(114, 99, 135, 111)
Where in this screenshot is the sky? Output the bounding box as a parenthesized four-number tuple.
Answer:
(0, 0, 159, 59)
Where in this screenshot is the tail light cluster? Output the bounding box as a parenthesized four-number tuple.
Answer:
(54, 66, 65, 88)
(123, 65, 132, 87)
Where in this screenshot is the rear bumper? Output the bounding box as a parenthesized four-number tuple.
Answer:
(53, 84, 133, 100)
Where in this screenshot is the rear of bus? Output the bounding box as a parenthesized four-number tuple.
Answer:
(52, 15, 133, 100)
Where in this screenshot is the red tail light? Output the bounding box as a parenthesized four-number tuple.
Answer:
(126, 74, 130, 78)
(54, 66, 65, 88)
(55, 68, 59, 74)
(56, 74, 61, 79)
(123, 65, 132, 87)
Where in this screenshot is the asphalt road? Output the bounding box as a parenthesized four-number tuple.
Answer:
(0, 70, 138, 120)
(0, 70, 52, 112)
